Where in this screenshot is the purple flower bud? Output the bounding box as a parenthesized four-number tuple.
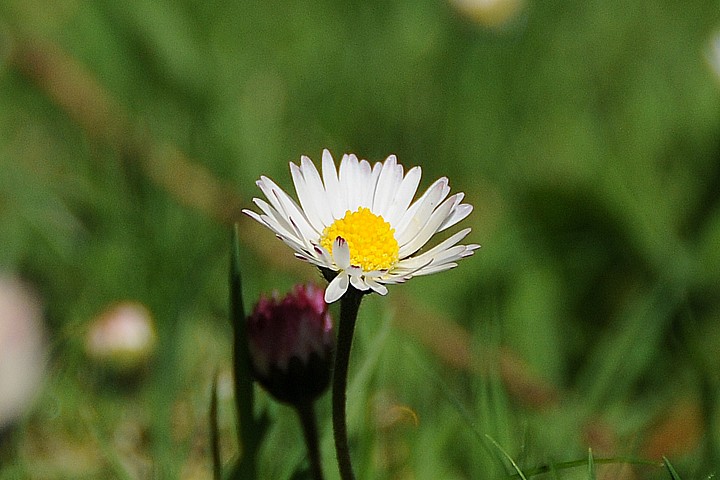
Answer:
(247, 284, 334, 404)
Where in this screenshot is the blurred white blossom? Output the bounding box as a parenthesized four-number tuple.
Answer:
(0, 276, 46, 429)
(449, 0, 525, 28)
(85, 302, 156, 370)
(707, 30, 720, 82)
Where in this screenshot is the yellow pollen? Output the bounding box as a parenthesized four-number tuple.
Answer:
(320, 207, 399, 271)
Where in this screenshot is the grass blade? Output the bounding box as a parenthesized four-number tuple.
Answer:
(662, 456, 682, 480)
(587, 448, 595, 480)
(510, 456, 660, 478)
(229, 224, 261, 480)
(485, 434, 527, 480)
(210, 372, 222, 480)
(548, 460, 560, 480)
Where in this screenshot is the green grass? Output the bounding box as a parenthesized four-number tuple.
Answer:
(1, 0, 720, 478)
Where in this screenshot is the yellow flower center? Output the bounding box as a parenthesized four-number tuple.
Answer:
(320, 207, 399, 271)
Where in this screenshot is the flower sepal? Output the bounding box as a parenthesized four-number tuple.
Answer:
(253, 349, 333, 405)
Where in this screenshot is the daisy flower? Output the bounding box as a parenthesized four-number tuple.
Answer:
(243, 149, 480, 304)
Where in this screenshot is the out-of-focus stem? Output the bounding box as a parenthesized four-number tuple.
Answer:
(296, 400, 325, 480)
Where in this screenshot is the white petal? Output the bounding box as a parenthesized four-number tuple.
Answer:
(291, 158, 333, 230)
(365, 277, 388, 295)
(350, 274, 369, 291)
(395, 178, 449, 247)
(294, 252, 326, 267)
(255, 177, 284, 216)
(465, 244, 481, 254)
(242, 207, 261, 221)
(339, 154, 359, 211)
(244, 205, 331, 268)
(386, 256, 433, 278)
(332, 237, 351, 269)
(398, 193, 459, 258)
(273, 230, 311, 255)
(445, 242, 479, 258)
(257, 176, 318, 241)
(281, 236, 325, 266)
(357, 159, 374, 208)
(322, 149, 345, 218)
(385, 166, 421, 226)
(372, 156, 402, 218)
(287, 216, 317, 250)
(411, 262, 458, 276)
(395, 244, 478, 278)
(325, 273, 349, 303)
(289, 162, 319, 232)
(368, 161, 384, 210)
(363, 269, 385, 278)
(312, 244, 334, 265)
(438, 202, 473, 232)
(377, 275, 411, 285)
(243, 207, 270, 228)
(394, 228, 473, 270)
(419, 227, 473, 256)
(244, 205, 304, 249)
(423, 245, 471, 264)
(302, 156, 333, 226)
(348, 265, 363, 275)
(250, 197, 302, 243)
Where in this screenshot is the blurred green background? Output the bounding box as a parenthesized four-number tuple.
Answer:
(2, 0, 720, 478)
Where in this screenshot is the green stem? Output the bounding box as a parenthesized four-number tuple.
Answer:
(295, 400, 325, 480)
(332, 288, 363, 480)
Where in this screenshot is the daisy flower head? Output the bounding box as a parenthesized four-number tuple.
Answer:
(243, 150, 480, 304)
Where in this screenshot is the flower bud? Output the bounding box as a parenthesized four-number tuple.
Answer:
(247, 284, 334, 405)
